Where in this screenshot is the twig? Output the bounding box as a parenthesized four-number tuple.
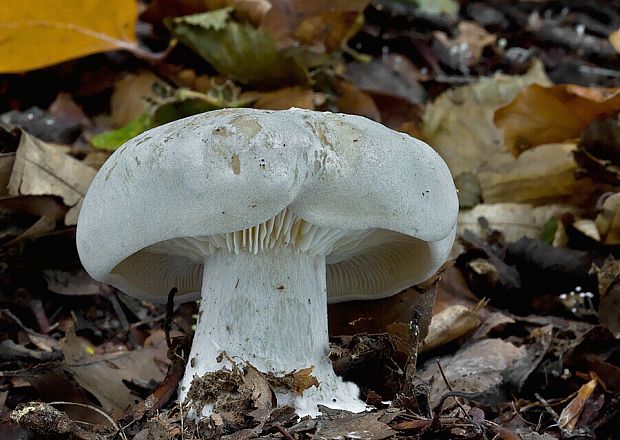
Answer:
(48, 401, 127, 440)
(165, 287, 179, 349)
(273, 423, 296, 440)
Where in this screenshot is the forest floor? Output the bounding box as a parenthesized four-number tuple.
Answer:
(1, 1, 620, 439)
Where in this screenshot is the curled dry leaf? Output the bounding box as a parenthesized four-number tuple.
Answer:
(495, 84, 620, 156)
(62, 328, 167, 415)
(558, 377, 598, 433)
(458, 203, 577, 243)
(421, 60, 550, 177)
(0, 0, 139, 73)
(8, 132, 97, 225)
(477, 143, 604, 206)
(419, 304, 482, 353)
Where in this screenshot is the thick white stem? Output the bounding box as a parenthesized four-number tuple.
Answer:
(179, 248, 366, 416)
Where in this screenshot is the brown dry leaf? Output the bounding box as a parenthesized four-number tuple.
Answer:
(250, 86, 319, 110)
(433, 21, 496, 66)
(458, 203, 578, 242)
(592, 257, 620, 337)
(558, 377, 598, 433)
(418, 338, 527, 407)
(63, 328, 167, 415)
(419, 304, 482, 353)
(596, 193, 620, 244)
(421, 60, 550, 177)
(609, 29, 620, 53)
(477, 143, 603, 206)
(495, 84, 620, 155)
(336, 80, 381, 121)
(111, 71, 164, 126)
(259, 0, 369, 50)
(0, 0, 139, 73)
(291, 367, 320, 394)
(7, 131, 97, 225)
(43, 270, 102, 296)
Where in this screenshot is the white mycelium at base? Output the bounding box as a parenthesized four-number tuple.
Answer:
(179, 248, 367, 417)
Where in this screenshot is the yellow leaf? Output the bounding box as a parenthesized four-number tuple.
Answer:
(0, 0, 138, 73)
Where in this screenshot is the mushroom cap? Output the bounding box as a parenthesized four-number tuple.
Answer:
(77, 108, 458, 304)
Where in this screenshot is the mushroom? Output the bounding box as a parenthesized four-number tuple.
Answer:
(76, 108, 458, 416)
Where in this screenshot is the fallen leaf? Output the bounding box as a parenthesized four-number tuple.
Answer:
(167, 7, 309, 87)
(43, 270, 102, 296)
(592, 257, 620, 337)
(433, 21, 496, 70)
(345, 55, 426, 104)
(609, 29, 620, 54)
(63, 328, 167, 415)
(90, 114, 152, 152)
(8, 131, 97, 225)
(335, 80, 381, 121)
(419, 304, 482, 352)
(111, 71, 164, 126)
(421, 60, 550, 177)
(1, 107, 82, 144)
(314, 411, 395, 440)
(418, 338, 527, 407)
(495, 84, 620, 155)
(574, 112, 620, 186)
(477, 143, 604, 206)
(558, 377, 598, 433)
(0, 0, 139, 73)
(250, 86, 318, 110)
(259, 0, 370, 51)
(458, 203, 578, 243)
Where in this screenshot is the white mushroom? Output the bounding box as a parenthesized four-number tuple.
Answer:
(76, 108, 458, 417)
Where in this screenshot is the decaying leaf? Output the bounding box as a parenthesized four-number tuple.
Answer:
(43, 270, 102, 296)
(495, 84, 620, 155)
(558, 377, 598, 433)
(591, 257, 620, 337)
(418, 338, 527, 407)
(258, 0, 370, 51)
(63, 328, 167, 415)
(574, 112, 620, 186)
(477, 143, 604, 206)
(421, 60, 550, 176)
(335, 80, 381, 122)
(419, 304, 482, 353)
(167, 7, 309, 87)
(110, 71, 165, 127)
(458, 203, 578, 243)
(250, 86, 319, 110)
(433, 21, 496, 70)
(8, 131, 97, 225)
(0, 0, 139, 73)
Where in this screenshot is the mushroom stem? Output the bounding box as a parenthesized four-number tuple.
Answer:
(179, 247, 366, 416)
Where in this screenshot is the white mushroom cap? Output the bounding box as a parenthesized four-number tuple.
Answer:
(77, 108, 458, 304)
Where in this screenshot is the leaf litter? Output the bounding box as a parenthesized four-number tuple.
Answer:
(1, 0, 620, 439)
